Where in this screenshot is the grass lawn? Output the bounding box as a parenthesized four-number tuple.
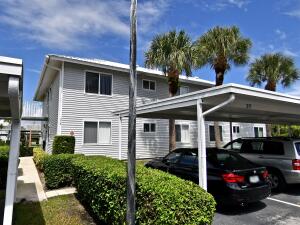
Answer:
(13, 194, 96, 225)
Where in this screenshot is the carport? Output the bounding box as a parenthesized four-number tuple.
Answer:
(0, 56, 23, 225)
(115, 83, 300, 190)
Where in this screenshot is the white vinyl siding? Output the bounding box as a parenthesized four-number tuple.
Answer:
(55, 62, 266, 159)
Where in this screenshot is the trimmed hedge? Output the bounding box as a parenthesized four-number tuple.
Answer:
(20, 145, 34, 157)
(72, 156, 216, 225)
(33, 148, 48, 171)
(0, 146, 9, 189)
(52, 135, 75, 154)
(44, 154, 81, 189)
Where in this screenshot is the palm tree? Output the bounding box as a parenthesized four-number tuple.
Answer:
(194, 26, 252, 148)
(145, 30, 194, 151)
(247, 53, 300, 136)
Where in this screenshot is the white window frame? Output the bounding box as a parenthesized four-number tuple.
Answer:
(209, 125, 223, 142)
(233, 125, 240, 134)
(254, 126, 264, 138)
(142, 79, 156, 91)
(179, 86, 189, 95)
(143, 122, 156, 133)
(84, 70, 113, 96)
(175, 123, 190, 143)
(83, 119, 112, 145)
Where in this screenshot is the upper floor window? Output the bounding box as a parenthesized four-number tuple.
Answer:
(209, 125, 223, 142)
(143, 79, 156, 91)
(233, 125, 240, 134)
(176, 86, 189, 95)
(85, 71, 112, 95)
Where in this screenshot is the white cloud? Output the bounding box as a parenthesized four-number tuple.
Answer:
(275, 29, 287, 40)
(0, 0, 169, 50)
(282, 49, 298, 57)
(189, 0, 250, 11)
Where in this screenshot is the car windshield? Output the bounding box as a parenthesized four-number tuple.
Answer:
(207, 151, 254, 170)
(295, 142, 300, 156)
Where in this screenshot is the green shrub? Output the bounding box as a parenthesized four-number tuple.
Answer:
(52, 136, 75, 154)
(33, 148, 48, 171)
(72, 156, 216, 225)
(44, 154, 81, 189)
(19, 145, 34, 157)
(0, 146, 9, 189)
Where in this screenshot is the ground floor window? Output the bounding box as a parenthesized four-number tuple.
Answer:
(254, 127, 264, 137)
(143, 123, 156, 133)
(233, 125, 240, 134)
(175, 124, 190, 143)
(209, 125, 223, 142)
(83, 121, 111, 144)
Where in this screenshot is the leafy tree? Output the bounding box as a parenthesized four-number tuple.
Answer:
(145, 30, 195, 151)
(247, 53, 300, 136)
(194, 26, 252, 147)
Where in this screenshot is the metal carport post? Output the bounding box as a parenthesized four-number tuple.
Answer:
(0, 56, 23, 225)
(197, 94, 235, 190)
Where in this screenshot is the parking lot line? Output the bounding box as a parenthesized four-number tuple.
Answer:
(267, 197, 300, 208)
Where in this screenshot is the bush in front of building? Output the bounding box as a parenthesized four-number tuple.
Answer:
(33, 148, 48, 171)
(43, 154, 81, 189)
(52, 135, 75, 154)
(19, 145, 34, 157)
(71, 156, 216, 225)
(0, 146, 9, 189)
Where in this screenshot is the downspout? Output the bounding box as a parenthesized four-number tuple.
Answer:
(3, 76, 22, 225)
(197, 94, 235, 191)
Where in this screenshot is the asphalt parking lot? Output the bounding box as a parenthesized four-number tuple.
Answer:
(213, 184, 300, 225)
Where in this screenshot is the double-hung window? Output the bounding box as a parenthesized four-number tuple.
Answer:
(254, 127, 264, 137)
(144, 123, 156, 133)
(176, 86, 189, 95)
(142, 79, 156, 91)
(175, 124, 190, 143)
(83, 121, 111, 144)
(85, 72, 112, 95)
(209, 125, 223, 142)
(233, 125, 240, 134)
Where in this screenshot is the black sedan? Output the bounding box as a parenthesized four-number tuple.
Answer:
(145, 148, 271, 205)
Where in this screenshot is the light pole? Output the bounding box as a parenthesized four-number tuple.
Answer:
(127, 0, 137, 224)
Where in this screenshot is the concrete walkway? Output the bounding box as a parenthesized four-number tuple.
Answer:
(45, 187, 77, 199)
(16, 157, 47, 202)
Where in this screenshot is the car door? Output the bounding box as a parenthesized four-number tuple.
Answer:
(172, 151, 198, 182)
(162, 151, 182, 173)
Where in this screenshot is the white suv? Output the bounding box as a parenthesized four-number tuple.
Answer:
(224, 137, 300, 191)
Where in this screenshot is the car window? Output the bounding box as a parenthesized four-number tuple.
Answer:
(295, 142, 300, 155)
(224, 140, 242, 151)
(179, 152, 197, 166)
(164, 152, 182, 163)
(263, 141, 284, 155)
(207, 151, 253, 170)
(241, 141, 263, 153)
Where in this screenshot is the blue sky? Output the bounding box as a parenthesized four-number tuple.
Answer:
(1, 0, 300, 101)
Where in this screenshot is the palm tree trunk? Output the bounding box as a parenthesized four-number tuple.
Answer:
(168, 69, 180, 151)
(265, 82, 276, 137)
(214, 68, 225, 148)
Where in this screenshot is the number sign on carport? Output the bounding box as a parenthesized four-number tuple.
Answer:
(115, 83, 300, 190)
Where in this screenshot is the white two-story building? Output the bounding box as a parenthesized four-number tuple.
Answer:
(34, 55, 265, 159)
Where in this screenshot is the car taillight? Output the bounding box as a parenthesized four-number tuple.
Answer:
(262, 170, 269, 179)
(292, 159, 300, 170)
(222, 173, 245, 183)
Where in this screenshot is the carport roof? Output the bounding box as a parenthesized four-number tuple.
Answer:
(115, 83, 300, 125)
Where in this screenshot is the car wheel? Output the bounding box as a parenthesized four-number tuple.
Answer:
(268, 171, 286, 192)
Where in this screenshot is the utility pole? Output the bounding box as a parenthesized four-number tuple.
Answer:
(127, 0, 137, 224)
